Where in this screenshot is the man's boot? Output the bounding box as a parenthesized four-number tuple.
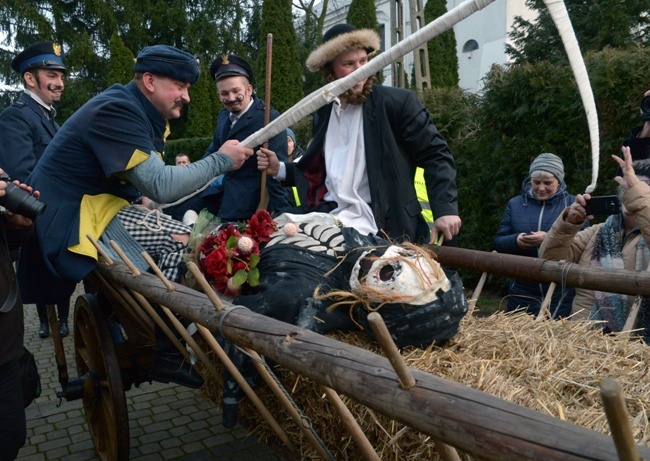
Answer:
(58, 299, 70, 338)
(36, 304, 50, 339)
(148, 325, 204, 389)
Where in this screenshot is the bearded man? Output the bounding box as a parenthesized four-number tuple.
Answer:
(258, 24, 461, 244)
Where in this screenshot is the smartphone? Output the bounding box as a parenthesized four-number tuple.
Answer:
(584, 195, 620, 216)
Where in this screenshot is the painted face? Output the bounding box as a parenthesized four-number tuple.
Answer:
(331, 48, 369, 94)
(148, 75, 191, 120)
(349, 246, 451, 305)
(27, 69, 65, 105)
(217, 76, 252, 115)
(531, 174, 559, 201)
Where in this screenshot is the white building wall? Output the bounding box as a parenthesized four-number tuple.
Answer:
(319, 0, 536, 92)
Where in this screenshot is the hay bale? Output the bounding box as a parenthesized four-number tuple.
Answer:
(200, 309, 650, 460)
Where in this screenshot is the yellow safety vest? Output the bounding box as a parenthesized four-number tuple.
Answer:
(414, 167, 434, 229)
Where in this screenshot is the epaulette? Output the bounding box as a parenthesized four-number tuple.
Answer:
(12, 100, 27, 109)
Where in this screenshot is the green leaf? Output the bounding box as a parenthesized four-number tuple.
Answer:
(227, 235, 239, 248)
(232, 270, 248, 287)
(226, 260, 232, 274)
(249, 253, 260, 268)
(247, 267, 260, 286)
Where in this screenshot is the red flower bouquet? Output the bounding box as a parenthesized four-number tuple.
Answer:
(197, 209, 278, 297)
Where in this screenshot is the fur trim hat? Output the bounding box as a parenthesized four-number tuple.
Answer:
(306, 24, 380, 72)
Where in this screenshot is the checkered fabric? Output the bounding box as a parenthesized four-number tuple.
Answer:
(116, 205, 191, 282)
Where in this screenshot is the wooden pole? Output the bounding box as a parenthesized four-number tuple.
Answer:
(97, 262, 650, 461)
(321, 386, 380, 461)
(430, 246, 650, 297)
(368, 313, 461, 461)
(536, 282, 557, 320)
(257, 33, 273, 211)
(599, 379, 640, 461)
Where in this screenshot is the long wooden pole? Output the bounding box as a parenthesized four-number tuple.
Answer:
(429, 246, 650, 297)
(257, 33, 272, 211)
(96, 262, 650, 461)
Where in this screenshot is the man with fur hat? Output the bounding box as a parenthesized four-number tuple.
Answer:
(258, 24, 461, 244)
(202, 54, 289, 221)
(0, 41, 70, 339)
(17, 44, 252, 388)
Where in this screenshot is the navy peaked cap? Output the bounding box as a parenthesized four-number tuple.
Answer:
(135, 45, 201, 84)
(210, 54, 254, 84)
(12, 41, 67, 74)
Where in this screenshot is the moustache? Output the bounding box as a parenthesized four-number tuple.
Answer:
(224, 94, 245, 105)
(46, 84, 63, 92)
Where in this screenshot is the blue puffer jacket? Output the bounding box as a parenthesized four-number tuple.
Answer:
(493, 179, 579, 317)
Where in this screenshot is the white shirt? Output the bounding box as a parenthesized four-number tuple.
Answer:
(322, 102, 377, 235)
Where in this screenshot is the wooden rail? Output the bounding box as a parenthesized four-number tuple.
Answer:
(95, 262, 650, 461)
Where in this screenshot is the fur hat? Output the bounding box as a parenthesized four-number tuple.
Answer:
(306, 24, 380, 72)
(529, 153, 565, 183)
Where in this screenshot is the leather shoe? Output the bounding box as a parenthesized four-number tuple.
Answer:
(39, 322, 50, 339)
(148, 353, 204, 389)
(59, 322, 70, 338)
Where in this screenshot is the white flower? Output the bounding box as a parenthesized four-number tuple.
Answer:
(226, 277, 242, 294)
(237, 236, 254, 254)
(283, 222, 299, 236)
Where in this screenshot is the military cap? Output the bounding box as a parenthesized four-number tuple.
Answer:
(11, 41, 67, 75)
(135, 45, 201, 84)
(210, 54, 254, 84)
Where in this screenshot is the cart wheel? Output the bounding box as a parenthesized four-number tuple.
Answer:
(75, 293, 129, 461)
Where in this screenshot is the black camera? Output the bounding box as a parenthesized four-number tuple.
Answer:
(0, 172, 46, 221)
(641, 95, 650, 122)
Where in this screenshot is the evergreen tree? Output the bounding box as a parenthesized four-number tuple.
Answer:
(107, 32, 136, 86)
(424, 0, 458, 88)
(294, 0, 329, 95)
(507, 0, 650, 64)
(256, 0, 303, 113)
(346, 0, 378, 31)
(185, 61, 219, 138)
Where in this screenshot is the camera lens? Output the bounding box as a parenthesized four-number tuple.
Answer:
(0, 182, 46, 221)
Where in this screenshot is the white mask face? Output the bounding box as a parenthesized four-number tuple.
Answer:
(349, 245, 451, 305)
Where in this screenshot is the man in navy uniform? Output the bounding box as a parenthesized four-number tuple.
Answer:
(17, 45, 252, 388)
(0, 41, 70, 339)
(205, 54, 289, 221)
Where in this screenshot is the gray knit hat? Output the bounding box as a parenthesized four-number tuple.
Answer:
(529, 153, 565, 183)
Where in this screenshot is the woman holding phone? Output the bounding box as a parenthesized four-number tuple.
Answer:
(494, 153, 581, 317)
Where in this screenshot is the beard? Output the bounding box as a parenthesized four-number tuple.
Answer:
(342, 76, 375, 105)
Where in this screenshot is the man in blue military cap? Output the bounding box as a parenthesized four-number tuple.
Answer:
(17, 44, 252, 388)
(203, 54, 289, 221)
(0, 41, 70, 339)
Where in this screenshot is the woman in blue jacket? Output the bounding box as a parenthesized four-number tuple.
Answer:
(494, 153, 580, 317)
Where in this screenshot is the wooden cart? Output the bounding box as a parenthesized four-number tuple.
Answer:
(43, 245, 650, 461)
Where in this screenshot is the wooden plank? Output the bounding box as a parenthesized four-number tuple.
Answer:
(95, 262, 650, 461)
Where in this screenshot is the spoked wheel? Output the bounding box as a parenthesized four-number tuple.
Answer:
(74, 293, 129, 461)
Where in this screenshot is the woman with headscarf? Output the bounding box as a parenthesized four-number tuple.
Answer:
(494, 153, 581, 317)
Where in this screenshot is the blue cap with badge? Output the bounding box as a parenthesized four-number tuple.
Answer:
(209, 54, 254, 84)
(12, 41, 67, 75)
(134, 45, 201, 84)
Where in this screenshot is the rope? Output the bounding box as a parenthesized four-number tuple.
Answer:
(217, 305, 247, 338)
(136, 208, 167, 233)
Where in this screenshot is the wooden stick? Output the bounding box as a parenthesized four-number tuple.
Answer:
(321, 386, 380, 461)
(245, 347, 335, 460)
(257, 33, 273, 211)
(622, 295, 643, 335)
(367, 312, 461, 461)
(86, 233, 114, 265)
(367, 312, 415, 389)
(186, 261, 225, 311)
(536, 282, 557, 320)
(599, 378, 640, 461)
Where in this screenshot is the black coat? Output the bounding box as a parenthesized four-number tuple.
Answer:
(205, 96, 290, 220)
(0, 92, 59, 182)
(293, 85, 458, 243)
